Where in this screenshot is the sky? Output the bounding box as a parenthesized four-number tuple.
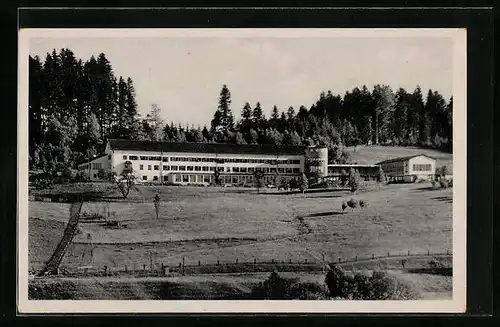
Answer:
(29, 33, 454, 127)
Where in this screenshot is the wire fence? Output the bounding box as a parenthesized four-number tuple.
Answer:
(33, 249, 452, 277)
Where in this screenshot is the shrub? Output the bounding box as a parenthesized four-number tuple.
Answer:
(325, 268, 420, 300)
(348, 168, 361, 193)
(251, 271, 328, 300)
(431, 180, 438, 189)
(439, 179, 449, 190)
(347, 198, 358, 210)
(359, 200, 366, 208)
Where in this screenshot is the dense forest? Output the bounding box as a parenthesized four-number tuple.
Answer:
(29, 48, 453, 175)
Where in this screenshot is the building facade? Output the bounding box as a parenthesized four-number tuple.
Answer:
(376, 154, 436, 183)
(79, 139, 327, 186)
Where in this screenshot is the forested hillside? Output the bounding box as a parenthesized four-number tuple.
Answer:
(29, 49, 452, 176)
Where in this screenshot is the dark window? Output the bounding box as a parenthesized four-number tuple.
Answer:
(108, 155, 111, 160)
(93, 174, 97, 178)
(210, 167, 215, 171)
(233, 167, 240, 173)
(148, 165, 152, 170)
(143, 176, 147, 180)
(153, 176, 158, 181)
(195, 166, 201, 171)
(179, 166, 186, 171)
(163, 165, 169, 170)
(140, 164, 144, 170)
(123, 155, 127, 160)
(171, 166, 178, 171)
(202, 166, 209, 171)
(293, 168, 300, 173)
(140, 156, 148, 160)
(129, 155, 138, 160)
(162, 157, 169, 162)
(154, 165, 159, 170)
(278, 168, 284, 173)
(187, 166, 194, 171)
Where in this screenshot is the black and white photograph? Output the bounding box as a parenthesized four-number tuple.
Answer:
(18, 28, 466, 313)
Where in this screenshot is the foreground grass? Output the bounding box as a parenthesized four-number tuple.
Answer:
(28, 269, 451, 300)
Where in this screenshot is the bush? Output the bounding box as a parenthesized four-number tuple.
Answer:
(359, 200, 366, 208)
(250, 271, 328, 300)
(325, 268, 420, 300)
(73, 170, 89, 182)
(347, 198, 358, 210)
(439, 179, 449, 189)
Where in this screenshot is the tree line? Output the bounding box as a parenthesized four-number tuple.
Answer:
(29, 49, 452, 175)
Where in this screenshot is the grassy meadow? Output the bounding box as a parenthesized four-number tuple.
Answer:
(29, 182, 452, 272)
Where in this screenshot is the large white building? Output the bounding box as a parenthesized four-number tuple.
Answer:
(376, 154, 437, 183)
(79, 139, 328, 186)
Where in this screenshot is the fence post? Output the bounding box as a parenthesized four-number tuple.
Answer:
(254, 258, 256, 265)
(271, 259, 274, 264)
(338, 257, 341, 263)
(428, 250, 430, 255)
(355, 256, 357, 261)
(198, 260, 201, 266)
(182, 257, 185, 276)
(289, 258, 292, 264)
(217, 259, 220, 266)
(388, 252, 390, 257)
(143, 264, 146, 271)
(125, 265, 128, 272)
(236, 258, 238, 264)
(408, 250, 410, 256)
(305, 259, 308, 264)
(372, 254, 374, 259)
(446, 250, 450, 255)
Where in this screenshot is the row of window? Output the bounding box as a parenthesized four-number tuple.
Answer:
(413, 164, 432, 172)
(122, 154, 300, 165)
(141, 174, 298, 184)
(138, 164, 300, 174)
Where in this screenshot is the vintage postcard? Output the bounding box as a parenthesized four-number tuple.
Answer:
(18, 28, 466, 313)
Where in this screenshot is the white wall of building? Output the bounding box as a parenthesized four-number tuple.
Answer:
(408, 155, 436, 178)
(77, 155, 111, 181)
(108, 149, 305, 185)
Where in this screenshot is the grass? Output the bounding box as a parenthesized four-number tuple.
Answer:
(28, 268, 451, 300)
(345, 145, 453, 173)
(29, 182, 452, 273)
(28, 217, 67, 273)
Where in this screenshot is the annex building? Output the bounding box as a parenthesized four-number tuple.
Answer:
(376, 154, 437, 183)
(78, 139, 329, 186)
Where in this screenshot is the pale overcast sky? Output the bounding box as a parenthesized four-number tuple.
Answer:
(29, 34, 453, 127)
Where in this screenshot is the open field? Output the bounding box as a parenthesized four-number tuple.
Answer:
(29, 182, 452, 273)
(345, 145, 453, 172)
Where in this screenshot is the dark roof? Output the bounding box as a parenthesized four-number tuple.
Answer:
(107, 139, 307, 155)
(376, 154, 436, 165)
